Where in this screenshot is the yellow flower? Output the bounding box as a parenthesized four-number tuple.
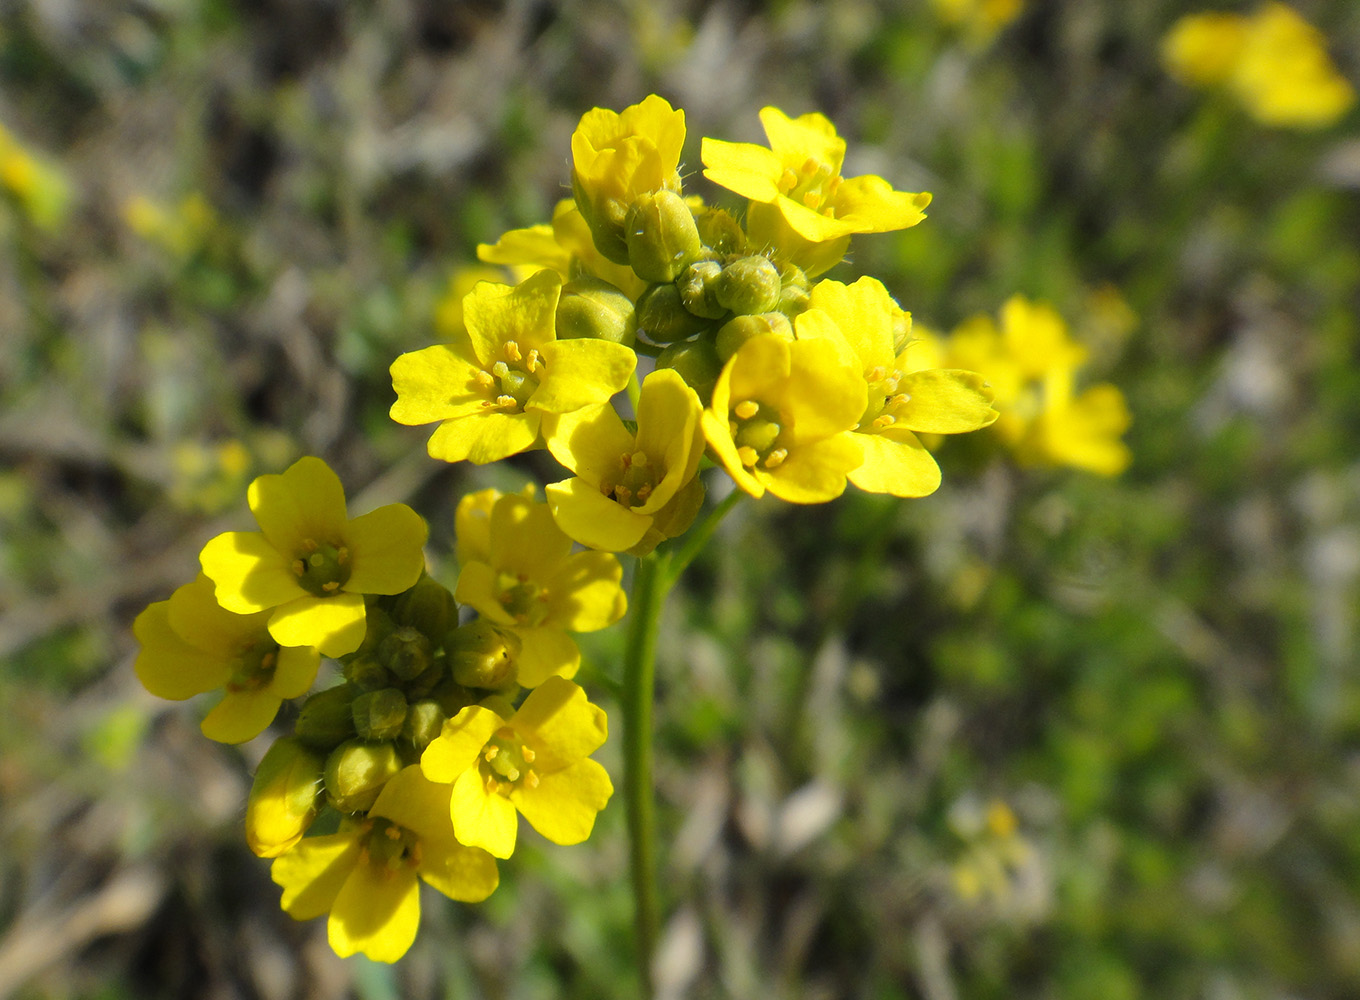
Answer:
(420, 677, 613, 859)
(800, 278, 996, 497)
(932, 0, 1025, 46)
(701, 107, 930, 276)
(1161, 12, 1248, 87)
(454, 484, 537, 567)
(389, 270, 636, 464)
(701, 334, 866, 504)
(570, 95, 686, 262)
(134, 574, 321, 743)
(545, 368, 706, 553)
(199, 456, 428, 658)
(454, 492, 627, 686)
(0, 123, 70, 230)
(271, 765, 499, 963)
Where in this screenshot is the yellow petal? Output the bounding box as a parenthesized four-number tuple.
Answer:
(201, 689, 282, 744)
(513, 628, 581, 688)
(133, 600, 231, 700)
(389, 342, 489, 426)
(451, 767, 519, 859)
(893, 370, 998, 433)
(371, 765, 455, 847)
(464, 270, 561, 364)
(543, 403, 632, 483)
(545, 478, 651, 552)
(269, 644, 322, 700)
(764, 433, 864, 504)
(453, 561, 515, 625)
(248, 457, 348, 556)
(267, 593, 368, 657)
(848, 432, 942, 498)
(167, 574, 269, 653)
(427, 410, 541, 465)
(454, 487, 504, 566)
(421, 705, 505, 783)
(633, 368, 704, 513)
(700, 410, 766, 499)
(782, 336, 867, 443)
(531, 339, 636, 414)
(828, 175, 931, 234)
(513, 676, 608, 772)
(489, 493, 572, 577)
(510, 758, 613, 846)
(807, 277, 898, 370)
(200, 530, 308, 614)
(699, 137, 785, 203)
(343, 503, 427, 595)
(419, 841, 500, 903)
(477, 223, 571, 276)
(329, 860, 421, 962)
(540, 551, 626, 632)
(272, 831, 362, 920)
(758, 106, 846, 171)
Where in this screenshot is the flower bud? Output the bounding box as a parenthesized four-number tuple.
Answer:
(625, 191, 702, 284)
(390, 575, 458, 642)
(695, 207, 746, 257)
(429, 676, 478, 718)
(343, 653, 390, 692)
(556, 277, 637, 345)
(378, 626, 433, 682)
(246, 737, 324, 857)
(571, 172, 631, 265)
(402, 699, 446, 751)
(446, 620, 521, 691)
(714, 255, 782, 315)
(323, 738, 403, 814)
(294, 684, 358, 749)
(776, 263, 811, 317)
(656, 339, 723, 405)
(352, 687, 409, 741)
(715, 312, 794, 362)
(637, 283, 711, 344)
(676, 261, 728, 319)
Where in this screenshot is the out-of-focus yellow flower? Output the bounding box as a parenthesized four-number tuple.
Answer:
(454, 484, 537, 567)
(389, 271, 635, 464)
(168, 439, 253, 514)
(123, 192, 218, 256)
(0, 123, 70, 230)
(454, 492, 626, 686)
(1163, 4, 1355, 129)
(931, 0, 1025, 46)
(134, 575, 321, 743)
(702, 334, 866, 503)
(545, 368, 706, 554)
(702, 107, 930, 276)
(272, 766, 499, 962)
(199, 456, 428, 657)
(800, 278, 996, 497)
(571, 95, 686, 263)
(421, 677, 613, 860)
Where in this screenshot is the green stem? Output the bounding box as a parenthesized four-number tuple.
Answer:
(622, 552, 668, 998)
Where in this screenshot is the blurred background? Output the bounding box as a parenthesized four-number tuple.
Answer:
(3, 0, 1360, 997)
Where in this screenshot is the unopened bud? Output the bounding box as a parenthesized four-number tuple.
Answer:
(695, 208, 746, 257)
(402, 699, 446, 751)
(656, 339, 723, 405)
(246, 737, 324, 857)
(637, 283, 711, 344)
(776, 263, 811, 317)
(324, 738, 403, 814)
(343, 653, 390, 692)
(715, 312, 794, 362)
(446, 620, 521, 691)
(352, 687, 409, 741)
(677, 261, 728, 319)
(379, 626, 433, 682)
(571, 172, 630, 265)
(294, 684, 357, 749)
(556, 277, 637, 345)
(625, 191, 702, 284)
(715, 256, 782, 315)
(429, 677, 478, 718)
(390, 576, 458, 642)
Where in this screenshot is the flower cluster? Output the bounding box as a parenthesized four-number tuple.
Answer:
(1162, 3, 1355, 129)
(918, 296, 1132, 476)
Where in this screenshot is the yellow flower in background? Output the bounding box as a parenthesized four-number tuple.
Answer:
(1162, 4, 1355, 129)
(134, 575, 321, 743)
(702, 334, 866, 504)
(571, 94, 686, 263)
(123, 192, 218, 257)
(545, 368, 706, 554)
(421, 676, 613, 860)
(389, 270, 636, 464)
(199, 456, 428, 657)
(931, 0, 1024, 46)
(454, 492, 627, 687)
(702, 107, 930, 277)
(0, 123, 70, 230)
(800, 278, 996, 498)
(454, 484, 537, 567)
(272, 766, 499, 963)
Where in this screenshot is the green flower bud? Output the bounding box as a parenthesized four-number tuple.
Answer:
(351, 606, 397, 658)
(378, 626, 433, 682)
(246, 737, 324, 858)
(776, 263, 811, 317)
(343, 653, 390, 692)
(429, 676, 477, 718)
(390, 575, 458, 642)
(352, 687, 409, 741)
(625, 190, 702, 283)
(571, 172, 631, 265)
(695, 207, 746, 256)
(715, 256, 782, 315)
(677, 261, 728, 320)
(656, 339, 723, 405)
(715, 312, 794, 362)
(323, 738, 403, 814)
(446, 620, 521, 691)
(556, 277, 637, 345)
(637, 282, 711, 344)
(294, 684, 358, 749)
(402, 699, 446, 751)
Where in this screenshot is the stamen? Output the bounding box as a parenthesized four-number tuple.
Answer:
(291, 559, 305, 577)
(336, 546, 349, 564)
(613, 485, 633, 504)
(802, 191, 820, 208)
(504, 341, 522, 362)
(778, 168, 798, 192)
(635, 484, 653, 502)
(737, 445, 759, 467)
(734, 400, 759, 420)
(872, 414, 896, 428)
(484, 746, 500, 760)
(521, 747, 536, 763)
(867, 366, 887, 383)
(302, 538, 319, 553)
(764, 448, 788, 469)
(385, 825, 401, 840)
(524, 770, 540, 790)
(321, 581, 339, 592)
(476, 370, 495, 387)
(495, 394, 517, 408)
(526, 349, 541, 373)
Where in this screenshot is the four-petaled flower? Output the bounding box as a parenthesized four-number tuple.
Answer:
(199, 456, 428, 658)
(421, 677, 613, 859)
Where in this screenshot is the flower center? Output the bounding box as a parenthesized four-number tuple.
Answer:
(600, 450, 658, 508)
(362, 818, 422, 873)
(729, 399, 788, 470)
(226, 637, 279, 693)
(496, 573, 550, 627)
(291, 538, 351, 597)
(860, 365, 911, 432)
(476, 340, 544, 412)
(479, 726, 541, 795)
(777, 157, 842, 214)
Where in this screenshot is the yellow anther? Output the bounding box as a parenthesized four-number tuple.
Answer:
(524, 770, 540, 790)
(495, 394, 517, 408)
(737, 445, 759, 467)
(613, 485, 633, 504)
(492, 361, 509, 378)
(504, 340, 522, 362)
(321, 581, 339, 592)
(521, 747, 536, 763)
(476, 370, 495, 387)
(385, 825, 401, 840)
(485, 774, 499, 793)
(635, 484, 653, 502)
(778, 168, 798, 192)
(764, 448, 788, 469)
(872, 414, 896, 429)
(867, 366, 887, 382)
(291, 559, 305, 577)
(409, 843, 422, 867)
(802, 157, 819, 175)
(526, 349, 541, 373)
(484, 746, 500, 761)
(828, 176, 842, 195)
(802, 191, 820, 208)
(619, 452, 631, 469)
(889, 392, 911, 407)
(337, 546, 349, 564)
(734, 400, 760, 420)
(302, 538, 319, 553)
(261, 651, 277, 669)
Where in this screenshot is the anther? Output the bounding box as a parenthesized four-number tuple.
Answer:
(495, 394, 517, 408)
(302, 539, 319, 553)
(291, 559, 305, 577)
(322, 581, 339, 592)
(737, 445, 759, 467)
(526, 349, 541, 373)
(872, 414, 896, 428)
(484, 746, 500, 761)
(802, 191, 820, 208)
(337, 547, 349, 564)
(504, 341, 522, 362)
(779, 168, 798, 192)
(764, 448, 788, 469)
(635, 484, 653, 502)
(613, 485, 633, 504)
(521, 747, 536, 763)
(476, 370, 495, 387)
(385, 825, 401, 840)
(868, 366, 887, 382)
(524, 770, 540, 790)
(734, 400, 759, 420)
